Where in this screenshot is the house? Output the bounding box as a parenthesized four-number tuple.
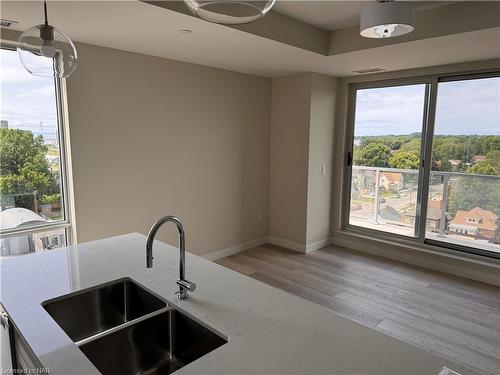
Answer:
(0, 208, 63, 256)
(448, 207, 499, 242)
(380, 172, 403, 191)
(472, 155, 486, 164)
(449, 159, 462, 170)
(405, 199, 444, 231)
(426, 199, 445, 231)
(379, 206, 402, 222)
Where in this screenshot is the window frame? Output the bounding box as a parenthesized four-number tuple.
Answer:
(342, 70, 500, 261)
(0, 43, 75, 248)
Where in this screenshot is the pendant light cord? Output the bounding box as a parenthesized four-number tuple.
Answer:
(43, 0, 49, 27)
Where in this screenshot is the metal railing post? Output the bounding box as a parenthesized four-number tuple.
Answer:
(373, 169, 381, 224)
(437, 173, 449, 238)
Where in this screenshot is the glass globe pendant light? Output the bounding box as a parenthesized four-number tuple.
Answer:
(360, 0, 414, 39)
(184, 0, 276, 25)
(17, 0, 77, 78)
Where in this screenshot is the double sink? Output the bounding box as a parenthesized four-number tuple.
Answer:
(42, 278, 227, 375)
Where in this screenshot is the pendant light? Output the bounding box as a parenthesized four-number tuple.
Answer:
(360, 0, 414, 39)
(184, 0, 276, 25)
(17, 0, 77, 78)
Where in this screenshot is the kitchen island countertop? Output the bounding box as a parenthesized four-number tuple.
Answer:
(0, 233, 479, 375)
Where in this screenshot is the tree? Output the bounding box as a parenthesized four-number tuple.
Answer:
(437, 159, 452, 172)
(432, 138, 463, 162)
(399, 139, 421, 154)
(448, 176, 500, 216)
(359, 133, 421, 150)
(357, 143, 391, 167)
(467, 161, 496, 175)
(352, 146, 362, 165)
(389, 151, 420, 170)
(0, 129, 58, 209)
(485, 150, 500, 175)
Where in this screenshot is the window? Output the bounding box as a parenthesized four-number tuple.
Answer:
(0, 47, 72, 257)
(345, 73, 500, 259)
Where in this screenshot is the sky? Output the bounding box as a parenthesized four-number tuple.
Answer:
(0, 48, 58, 141)
(354, 77, 500, 137)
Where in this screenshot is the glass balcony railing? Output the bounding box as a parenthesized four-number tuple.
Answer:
(349, 166, 500, 254)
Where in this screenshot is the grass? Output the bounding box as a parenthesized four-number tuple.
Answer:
(352, 197, 374, 204)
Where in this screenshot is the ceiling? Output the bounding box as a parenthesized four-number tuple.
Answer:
(0, 1, 498, 78)
(274, 1, 452, 31)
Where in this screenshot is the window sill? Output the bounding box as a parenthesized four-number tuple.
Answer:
(0, 222, 71, 239)
(331, 227, 500, 286)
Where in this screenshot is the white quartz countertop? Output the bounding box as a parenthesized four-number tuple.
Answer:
(0, 233, 479, 375)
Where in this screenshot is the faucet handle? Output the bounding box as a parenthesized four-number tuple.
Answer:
(175, 279, 196, 300)
(177, 279, 196, 292)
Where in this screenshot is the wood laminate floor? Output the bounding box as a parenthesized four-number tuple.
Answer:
(215, 244, 500, 375)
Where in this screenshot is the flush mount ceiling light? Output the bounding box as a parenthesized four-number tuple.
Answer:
(17, 0, 77, 78)
(360, 0, 414, 39)
(183, 0, 276, 25)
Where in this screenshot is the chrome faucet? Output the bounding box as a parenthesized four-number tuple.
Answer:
(146, 216, 196, 299)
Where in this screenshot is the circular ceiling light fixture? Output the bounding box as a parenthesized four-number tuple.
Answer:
(360, 0, 414, 39)
(17, 0, 77, 78)
(183, 0, 276, 25)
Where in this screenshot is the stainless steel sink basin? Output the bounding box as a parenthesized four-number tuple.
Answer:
(42, 278, 227, 375)
(79, 309, 227, 375)
(43, 278, 166, 342)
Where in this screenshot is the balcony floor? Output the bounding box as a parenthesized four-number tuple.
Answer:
(349, 217, 500, 254)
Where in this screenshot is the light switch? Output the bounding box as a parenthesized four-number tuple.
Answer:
(321, 164, 327, 175)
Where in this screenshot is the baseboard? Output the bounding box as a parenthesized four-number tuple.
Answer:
(204, 236, 332, 261)
(203, 237, 268, 261)
(267, 236, 306, 253)
(204, 230, 500, 286)
(305, 238, 331, 253)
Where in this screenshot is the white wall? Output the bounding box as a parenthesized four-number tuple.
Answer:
(306, 74, 336, 247)
(269, 73, 336, 251)
(269, 74, 311, 246)
(66, 43, 271, 256)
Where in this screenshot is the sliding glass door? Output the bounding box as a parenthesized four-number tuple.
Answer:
(345, 73, 500, 258)
(425, 76, 500, 254)
(348, 84, 427, 237)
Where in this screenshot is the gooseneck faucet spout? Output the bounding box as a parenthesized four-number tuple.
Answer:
(146, 216, 196, 299)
